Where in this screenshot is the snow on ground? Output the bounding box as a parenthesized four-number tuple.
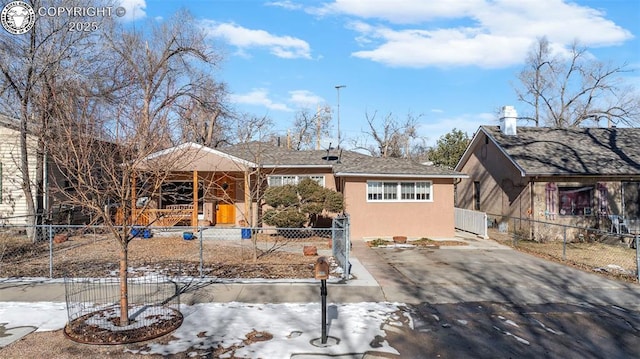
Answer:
(0, 301, 405, 357)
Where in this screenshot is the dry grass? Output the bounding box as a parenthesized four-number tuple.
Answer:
(488, 228, 638, 282)
(0, 231, 332, 279)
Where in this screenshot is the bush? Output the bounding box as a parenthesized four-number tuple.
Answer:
(263, 178, 344, 228)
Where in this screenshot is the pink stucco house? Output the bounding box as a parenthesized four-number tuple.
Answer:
(136, 142, 467, 240)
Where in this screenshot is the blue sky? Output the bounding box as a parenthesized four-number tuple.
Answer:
(119, 0, 639, 147)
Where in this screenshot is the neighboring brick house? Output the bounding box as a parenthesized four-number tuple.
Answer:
(455, 117, 640, 239)
(139, 142, 468, 240)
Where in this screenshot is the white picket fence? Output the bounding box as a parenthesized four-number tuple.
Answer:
(454, 208, 488, 239)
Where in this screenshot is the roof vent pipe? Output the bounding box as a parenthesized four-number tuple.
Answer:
(499, 106, 518, 136)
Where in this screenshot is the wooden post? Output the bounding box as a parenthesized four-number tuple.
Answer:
(244, 171, 250, 225)
(192, 170, 199, 227)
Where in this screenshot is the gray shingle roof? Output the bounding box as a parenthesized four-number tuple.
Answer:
(222, 142, 466, 178)
(482, 126, 640, 176)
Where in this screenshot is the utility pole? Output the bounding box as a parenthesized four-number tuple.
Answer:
(335, 85, 346, 149)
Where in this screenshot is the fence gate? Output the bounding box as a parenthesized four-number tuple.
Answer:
(331, 215, 350, 280)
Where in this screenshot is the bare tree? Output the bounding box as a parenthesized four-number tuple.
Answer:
(43, 9, 224, 327)
(176, 79, 231, 147)
(516, 37, 639, 127)
(289, 107, 332, 150)
(352, 111, 421, 158)
(0, 0, 110, 237)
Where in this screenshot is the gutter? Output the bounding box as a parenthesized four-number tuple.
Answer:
(261, 164, 334, 169)
(334, 172, 469, 179)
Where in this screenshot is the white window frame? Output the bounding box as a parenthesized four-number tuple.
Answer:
(267, 175, 325, 187)
(367, 180, 432, 202)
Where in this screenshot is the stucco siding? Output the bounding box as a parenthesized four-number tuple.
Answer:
(343, 177, 456, 240)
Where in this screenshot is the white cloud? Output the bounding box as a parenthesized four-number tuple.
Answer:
(266, 1, 304, 11)
(288, 90, 325, 108)
(317, 0, 483, 23)
(199, 20, 311, 59)
(230, 88, 293, 112)
(116, 0, 146, 21)
(326, 0, 634, 68)
(351, 23, 529, 68)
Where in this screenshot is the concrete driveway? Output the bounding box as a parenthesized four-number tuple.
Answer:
(352, 234, 640, 358)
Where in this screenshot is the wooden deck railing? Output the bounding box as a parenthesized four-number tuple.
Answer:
(116, 207, 193, 227)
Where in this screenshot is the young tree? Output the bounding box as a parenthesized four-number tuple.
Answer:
(516, 37, 639, 127)
(427, 129, 469, 169)
(263, 178, 344, 228)
(45, 10, 225, 326)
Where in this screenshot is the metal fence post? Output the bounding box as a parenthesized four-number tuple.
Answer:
(511, 217, 516, 246)
(562, 227, 567, 261)
(344, 217, 350, 279)
(199, 226, 203, 279)
(636, 235, 640, 282)
(48, 224, 54, 278)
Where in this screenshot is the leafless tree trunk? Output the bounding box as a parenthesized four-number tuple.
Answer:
(176, 79, 231, 147)
(43, 9, 225, 327)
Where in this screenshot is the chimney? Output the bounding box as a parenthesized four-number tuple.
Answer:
(499, 106, 518, 135)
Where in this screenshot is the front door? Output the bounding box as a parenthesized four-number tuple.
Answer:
(215, 177, 236, 224)
(216, 204, 236, 224)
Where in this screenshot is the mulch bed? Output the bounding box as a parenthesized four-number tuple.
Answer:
(64, 306, 183, 345)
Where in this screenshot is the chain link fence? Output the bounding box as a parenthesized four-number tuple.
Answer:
(0, 224, 348, 280)
(487, 214, 640, 282)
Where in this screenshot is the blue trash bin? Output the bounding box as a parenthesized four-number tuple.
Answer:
(131, 227, 142, 238)
(241, 228, 251, 239)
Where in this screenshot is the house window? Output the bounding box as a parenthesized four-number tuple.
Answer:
(473, 181, 480, 210)
(267, 175, 324, 187)
(367, 181, 432, 202)
(161, 181, 205, 213)
(622, 182, 640, 219)
(368, 181, 383, 200)
(558, 186, 593, 216)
